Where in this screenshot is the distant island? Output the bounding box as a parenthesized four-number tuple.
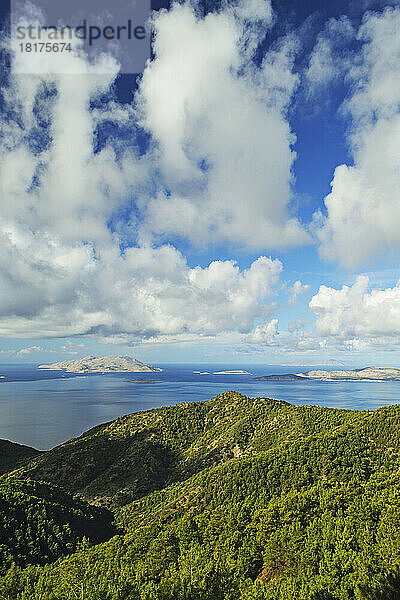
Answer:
(275, 360, 345, 367)
(303, 366, 400, 381)
(252, 374, 306, 381)
(38, 355, 162, 374)
(213, 370, 253, 375)
(253, 367, 400, 382)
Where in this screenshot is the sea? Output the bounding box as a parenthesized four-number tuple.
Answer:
(0, 363, 399, 450)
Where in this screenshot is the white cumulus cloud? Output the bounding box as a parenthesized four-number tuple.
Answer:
(306, 16, 354, 90)
(289, 280, 310, 304)
(136, 1, 308, 249)
(283, 275, 400, 353)
(317, 7, 400, 268)
(245, 275, 400, 354)
(16, 345, 42, 357)
(310, 275, 400, 341)
(245, 318, 279, 345)
(0, 3, 292, 341)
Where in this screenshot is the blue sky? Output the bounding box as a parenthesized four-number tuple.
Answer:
(0, 0, 400, 365)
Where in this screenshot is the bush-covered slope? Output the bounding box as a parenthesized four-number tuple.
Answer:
(17, 392, 379, 506)
(4, 392, 400, 599)
(0, 477, 117, 572)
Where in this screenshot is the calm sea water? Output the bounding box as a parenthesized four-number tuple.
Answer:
(0, 363, 399, 450)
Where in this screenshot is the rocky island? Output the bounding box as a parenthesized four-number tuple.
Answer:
(253, 367, 400, 382)
(213, 370, 253, 375)
(252, 373, 306, 381)
(38, 355, 162, 374)
(303, 366, 400, 381)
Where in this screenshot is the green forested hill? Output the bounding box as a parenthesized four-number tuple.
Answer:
(16, 392, 383, 506)
(3, 392, 400, 599)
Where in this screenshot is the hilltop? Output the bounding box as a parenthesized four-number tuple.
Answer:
(38, 355, 162, 373)
(15, 391, 367, 506)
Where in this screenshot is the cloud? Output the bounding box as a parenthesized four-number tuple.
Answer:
(289, 280, 310, 304)
(136, 1, 309, 249)
(309, 275, 400, 343)
(245, 275, 400, 354)
(16, 345, 42, 356)
(316, 7, 400, 268)
(90, 252, 282, 338)
(0, 3, 295, 341)
(0, 242, 282, 338)
(61, 341, 86, 355)
(245, 318, 279, 345)
(305, 16, 354, 90)
(244, 318, 326, 352)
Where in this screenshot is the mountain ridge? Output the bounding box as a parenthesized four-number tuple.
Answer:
(12, 391, 399, 507)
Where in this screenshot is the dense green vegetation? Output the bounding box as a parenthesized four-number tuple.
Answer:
(2, 391, 400, 598)
(17, 392, 372, 506)
(0, 477, 117, 572)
